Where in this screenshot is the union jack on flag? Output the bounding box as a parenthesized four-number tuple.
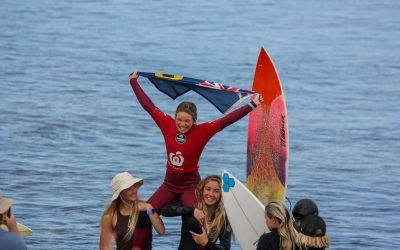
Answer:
(198, 81, 240, 93)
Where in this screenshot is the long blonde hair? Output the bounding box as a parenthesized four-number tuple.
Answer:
(265, 201, 301, 250)
(102, 196, 140, 241)
(195, 175, 226, 241)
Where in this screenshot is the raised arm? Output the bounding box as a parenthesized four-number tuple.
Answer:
(4, 212, 19, 235)
(129, 70, 156, 114)
(220, 94, 264, 129)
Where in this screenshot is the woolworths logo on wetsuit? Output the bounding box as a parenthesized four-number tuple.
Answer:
(169, 151, 184, 167)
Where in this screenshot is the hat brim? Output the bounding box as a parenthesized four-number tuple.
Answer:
(0, 198, 13, 214)
(111, 179, 143, 201)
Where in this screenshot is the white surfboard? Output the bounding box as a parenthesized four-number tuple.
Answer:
(222, 170, 268, 250)
(0, 222, 32, 238)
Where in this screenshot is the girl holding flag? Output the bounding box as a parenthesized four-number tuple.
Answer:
(129, 70, 263, 212)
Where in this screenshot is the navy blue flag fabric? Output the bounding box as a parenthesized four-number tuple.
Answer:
(138, 72, 256, 114)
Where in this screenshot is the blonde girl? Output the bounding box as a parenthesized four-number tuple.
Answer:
(257, 201, 301, 250)
(161, 175, 231, 249)
(100, 172, 165, 250)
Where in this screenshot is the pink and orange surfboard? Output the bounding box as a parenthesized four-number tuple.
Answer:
(247, 48, 289, 205)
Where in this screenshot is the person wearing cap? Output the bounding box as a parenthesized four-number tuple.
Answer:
(257, 201, 300, 250)
(292, 198, 319, 232)
(0, 191, 27, 250)
(100, 172, 165, 250)
(297, 215, 331, 250)
(129, 71, 263, 213)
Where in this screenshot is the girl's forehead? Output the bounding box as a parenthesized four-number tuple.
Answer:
(176, 112, 193, 119)
(124, 182, 141, 190)
(205, 180, 220, 189)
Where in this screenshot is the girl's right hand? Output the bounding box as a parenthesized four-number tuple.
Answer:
(253, 94, 264, 106)
(193, 208, 205, 225)
(129, 70, 138, 80)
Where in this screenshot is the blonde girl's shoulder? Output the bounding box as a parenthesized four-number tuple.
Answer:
(101, 211, 117, 229)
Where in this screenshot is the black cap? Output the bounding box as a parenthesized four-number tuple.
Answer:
(292, 198, 319, 220)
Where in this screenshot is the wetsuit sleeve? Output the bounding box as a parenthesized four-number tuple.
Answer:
(219, 101, 256, 129)
(205, 216, 232, 250)
(130, 78, 156, 114)
(161, 204, 195, 217)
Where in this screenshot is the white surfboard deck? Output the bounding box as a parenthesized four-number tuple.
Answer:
(0, 222, 32, 238)
(222, 170, 268, 250)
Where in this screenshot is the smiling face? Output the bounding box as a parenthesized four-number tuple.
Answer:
(202, 180, 221, 207)
(120, 183, 141, 203)
(175, 112, 195, 133)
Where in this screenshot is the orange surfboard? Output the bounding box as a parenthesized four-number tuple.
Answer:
(246, 48, 289, 205)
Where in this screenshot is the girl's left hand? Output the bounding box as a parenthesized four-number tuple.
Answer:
(190, 227, 209, 246)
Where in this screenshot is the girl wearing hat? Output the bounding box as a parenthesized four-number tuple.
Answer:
(297, 215, 330, 250)
(257, 201, 301, 250)
(0, 191, 27, 249)
(292, 199, 319, 232)
(129, 71, 263, 212)
(100, 172, 165, 250)
(161, 175, 231, 250)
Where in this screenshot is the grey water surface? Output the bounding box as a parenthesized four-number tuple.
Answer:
(1, 0, 399, 249)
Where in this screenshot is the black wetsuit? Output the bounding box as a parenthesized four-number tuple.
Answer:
(257, 229, 300, 250)
(161, 204, 231, 250)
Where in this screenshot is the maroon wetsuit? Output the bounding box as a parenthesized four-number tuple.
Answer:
(130, 78, 256, 211)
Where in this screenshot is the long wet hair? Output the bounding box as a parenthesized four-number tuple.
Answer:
(265, 201, 301, 250)
(175, 101, 197, 122)
(195, 175, 226, 241)
(102, 193, 140, 241)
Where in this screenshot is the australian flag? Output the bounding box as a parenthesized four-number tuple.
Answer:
(138, 72, 256, 114)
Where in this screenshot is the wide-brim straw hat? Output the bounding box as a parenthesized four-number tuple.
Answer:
(111, 172, 143, 201)
(0, 191, 13, 214)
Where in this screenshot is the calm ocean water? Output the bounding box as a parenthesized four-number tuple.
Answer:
(1, 0, 399, 249)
